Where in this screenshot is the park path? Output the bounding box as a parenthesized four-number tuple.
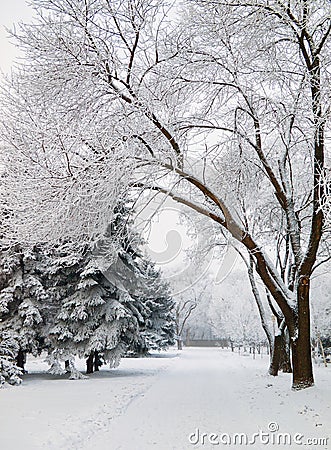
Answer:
(82, 348, 274, 450)
(1, 348, 329, 450)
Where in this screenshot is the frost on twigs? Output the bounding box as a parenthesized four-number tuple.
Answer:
(0, 72, 135, 247)
(0, 136, 133, 247)
(320, 168, 331, 229)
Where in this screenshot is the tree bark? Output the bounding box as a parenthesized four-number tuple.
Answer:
(291, 278, 314, 389)
(94, 351, 100, 372)
(16, 349, 26, 373)
(86, 352, 94, 374)
(269, 328, 292, 376)
(65, 360, 70, 373)
(269, 335, 282, 376)
(280, 329, 292, 373)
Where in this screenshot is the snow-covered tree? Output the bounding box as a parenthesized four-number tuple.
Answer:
(171, 274, 212, 350)
(130, 262, 175, 354)
(49, 261, 139, 372)
(0, 245, 48, 372)
(1, 203, 175, 381)
(0, 242, 75, 381)
(104, 236, 175, 356)
(0, 332, 22, 386)
(1, 0, 330, 390)
(311, 269, 331, 352)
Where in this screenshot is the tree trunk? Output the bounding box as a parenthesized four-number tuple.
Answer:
(65, 360, 70, 373)
(177, 339, 183, 350)
(269, 334, 282, 376)
(16, 349, 26, 373)
(269, 326, 292, 376)
(280, 329, 292, 373)
(291, 279, 314, 390)
(316, 332, 328, 367)
(94, 351, 100, 372)
(86, 352, 94, 374)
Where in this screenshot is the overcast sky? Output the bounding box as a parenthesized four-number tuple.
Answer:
(0, 0, 33, 73)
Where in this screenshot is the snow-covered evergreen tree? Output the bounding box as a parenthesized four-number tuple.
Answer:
(129, 260, 175, 354)
(0, 245, 46, 375)
(49, 258, 140, 372)
(1, 204, 175, 382)
(106, 244, 175, 354)
(102, 206, 175, 355)
(0, 332, 22, 386)
(43, 211, 173, 371)
(0, 242, 64, 383)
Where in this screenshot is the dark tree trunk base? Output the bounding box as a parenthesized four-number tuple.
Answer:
(292, 378, 314, 391)
(280, 329, 292, 373)
(94, 351, 100, 372)
(16, 349, 26, 374)
(65, 360, 70, 373)
(291, 279, 314, 390)
(281, 362, 292, 373)
(86, 352, 94, 374)
(269, 335, 281, 376)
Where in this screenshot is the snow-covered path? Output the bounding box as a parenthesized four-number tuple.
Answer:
(83, 348, 330, 450)
(1, 348, 330, 450)
(83, 348, 253, 449)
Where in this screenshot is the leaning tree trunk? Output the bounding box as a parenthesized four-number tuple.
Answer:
(291, 278, 314, 390)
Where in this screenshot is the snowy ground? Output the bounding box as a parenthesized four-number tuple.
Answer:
(0, 348, 330, 450)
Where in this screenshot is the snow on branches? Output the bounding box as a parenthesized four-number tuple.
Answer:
(320, 168, 331, 229)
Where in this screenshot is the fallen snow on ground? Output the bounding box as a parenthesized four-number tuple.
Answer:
(0, 348, 330, 450)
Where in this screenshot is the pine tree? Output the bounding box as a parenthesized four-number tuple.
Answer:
(49, 258, 140, 373)
(0, 242, 91, 380)
(0, 204, 175, 382)
(0, 332, 22, 386)
(0, 244, 46, 378)
(101, 204, 175, 356)
(113, 247, 175, 355)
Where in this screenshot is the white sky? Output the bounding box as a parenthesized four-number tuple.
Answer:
(0, 0, 33, 73)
